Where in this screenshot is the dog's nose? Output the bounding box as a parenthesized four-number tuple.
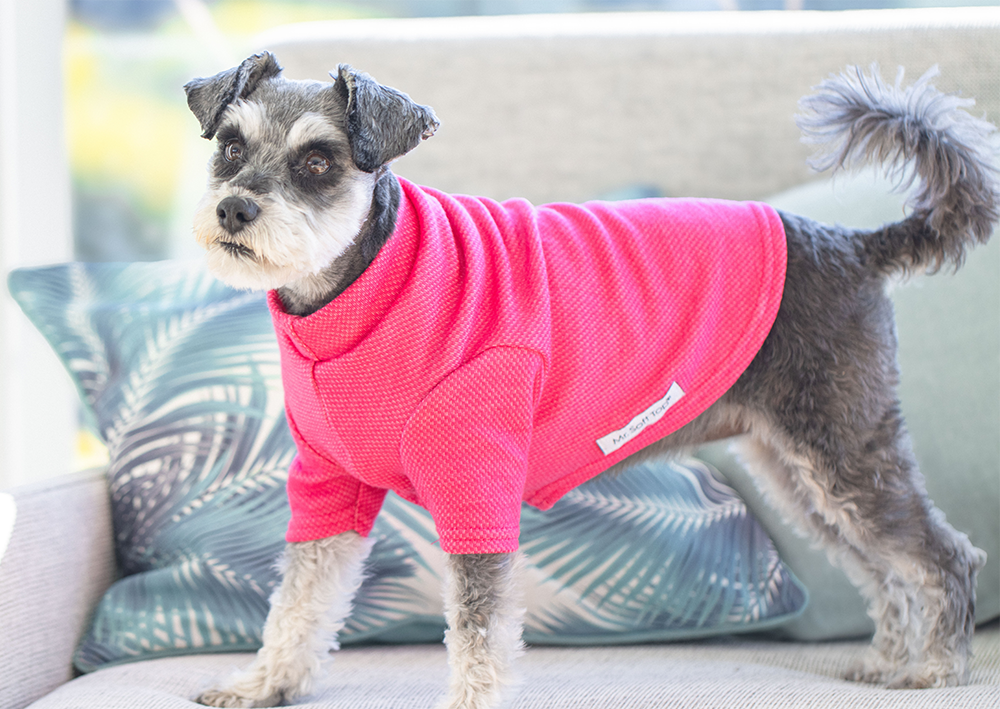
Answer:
(216, 196, 260, 234)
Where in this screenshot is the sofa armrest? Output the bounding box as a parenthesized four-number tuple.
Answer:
(0, 469, 116, 709)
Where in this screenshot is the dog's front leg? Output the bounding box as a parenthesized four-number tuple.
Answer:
(440, 552, 524, 709)
(197, 532, 373, 708)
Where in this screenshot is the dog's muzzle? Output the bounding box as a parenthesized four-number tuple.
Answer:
(216, 195, 260, 234)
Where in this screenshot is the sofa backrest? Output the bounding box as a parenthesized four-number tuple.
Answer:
(255, 8, 1000, 204)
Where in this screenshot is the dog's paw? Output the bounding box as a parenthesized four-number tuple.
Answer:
(844, 656, 969, 689)
(884, 672, 948, 690)
(884, 661, 968, 690)
(843, 657, 891, 685)
(195, 687, 285, 708)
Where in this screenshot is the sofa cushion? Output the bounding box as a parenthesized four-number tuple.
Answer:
(8, 261, 805, 672)
(23, 625, 1000, 709)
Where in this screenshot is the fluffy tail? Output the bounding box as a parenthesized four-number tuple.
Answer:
(796, 65, 1000, 274)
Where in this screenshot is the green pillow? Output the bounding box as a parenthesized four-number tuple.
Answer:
(699, 169, 999, 641)
(9, 261, 806, 671)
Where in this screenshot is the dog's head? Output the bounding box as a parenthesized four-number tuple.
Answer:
(184, 52, 439, 291)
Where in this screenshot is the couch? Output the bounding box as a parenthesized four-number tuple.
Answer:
(2, 8, 998, 709)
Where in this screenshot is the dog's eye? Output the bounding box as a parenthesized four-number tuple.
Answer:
(224, 139, 245, 162)
(304, 152, 331, 175)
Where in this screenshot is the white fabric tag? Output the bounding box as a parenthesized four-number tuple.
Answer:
(596, 381, 685, 456)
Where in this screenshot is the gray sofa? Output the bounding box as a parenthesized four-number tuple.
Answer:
(2, 8, 999, 709)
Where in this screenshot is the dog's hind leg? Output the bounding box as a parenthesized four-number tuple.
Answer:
(734, 410, 986, 689)
(439, 552, 524, 709)
(196, 532, 373, 708)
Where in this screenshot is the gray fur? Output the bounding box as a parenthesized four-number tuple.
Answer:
(186, 57, 433, 314)
(277, 172, 402, 316)
(187, 59, 995, 707)
(196, 533, 374, 708)
(796, 64, 1000, 270)
(442, 554, 525, 709)
(333, 64, 441, 173)
(185, 52, 283, 140)
(618, 67, 994, 684)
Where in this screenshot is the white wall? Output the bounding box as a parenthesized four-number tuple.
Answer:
(0, 0, 76, 489)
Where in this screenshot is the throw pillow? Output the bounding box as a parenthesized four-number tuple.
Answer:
(9, 260, 806, 671)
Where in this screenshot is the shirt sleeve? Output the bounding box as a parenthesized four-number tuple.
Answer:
(399, 346, 545, 554)
(284, 411, 387, 543)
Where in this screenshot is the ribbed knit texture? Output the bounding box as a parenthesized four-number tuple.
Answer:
(270, 178, 786, 553)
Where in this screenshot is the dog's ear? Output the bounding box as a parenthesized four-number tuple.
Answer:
(184, 52, 283, 140)
(332, 64, 439, 173)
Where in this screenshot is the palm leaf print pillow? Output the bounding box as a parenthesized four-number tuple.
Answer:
(8, 261, 806, 671)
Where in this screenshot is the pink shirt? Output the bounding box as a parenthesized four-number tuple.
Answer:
(269, 178, 786, 554)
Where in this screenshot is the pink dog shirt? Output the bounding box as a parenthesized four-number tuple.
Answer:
(269, 178, 786, 554)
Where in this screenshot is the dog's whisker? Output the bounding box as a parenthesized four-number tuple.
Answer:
(219, 240, 258, 260)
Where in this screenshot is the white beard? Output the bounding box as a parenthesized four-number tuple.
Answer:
(192, 169, 376, 292)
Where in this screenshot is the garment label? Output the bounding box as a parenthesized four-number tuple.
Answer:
(596, 381, 685, 456)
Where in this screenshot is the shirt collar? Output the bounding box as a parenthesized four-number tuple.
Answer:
(268, 180, 420, 361)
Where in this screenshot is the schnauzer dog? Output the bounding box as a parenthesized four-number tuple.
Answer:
(185, 53, 993, 708)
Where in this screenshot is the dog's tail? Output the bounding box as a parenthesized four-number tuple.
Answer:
(796, 64, 1000, 274)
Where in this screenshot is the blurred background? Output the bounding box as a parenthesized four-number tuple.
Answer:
(67, 0, 1000, 265)
(2, 0, 998, 487)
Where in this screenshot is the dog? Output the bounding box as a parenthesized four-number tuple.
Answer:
(184, 53, 994, 708)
